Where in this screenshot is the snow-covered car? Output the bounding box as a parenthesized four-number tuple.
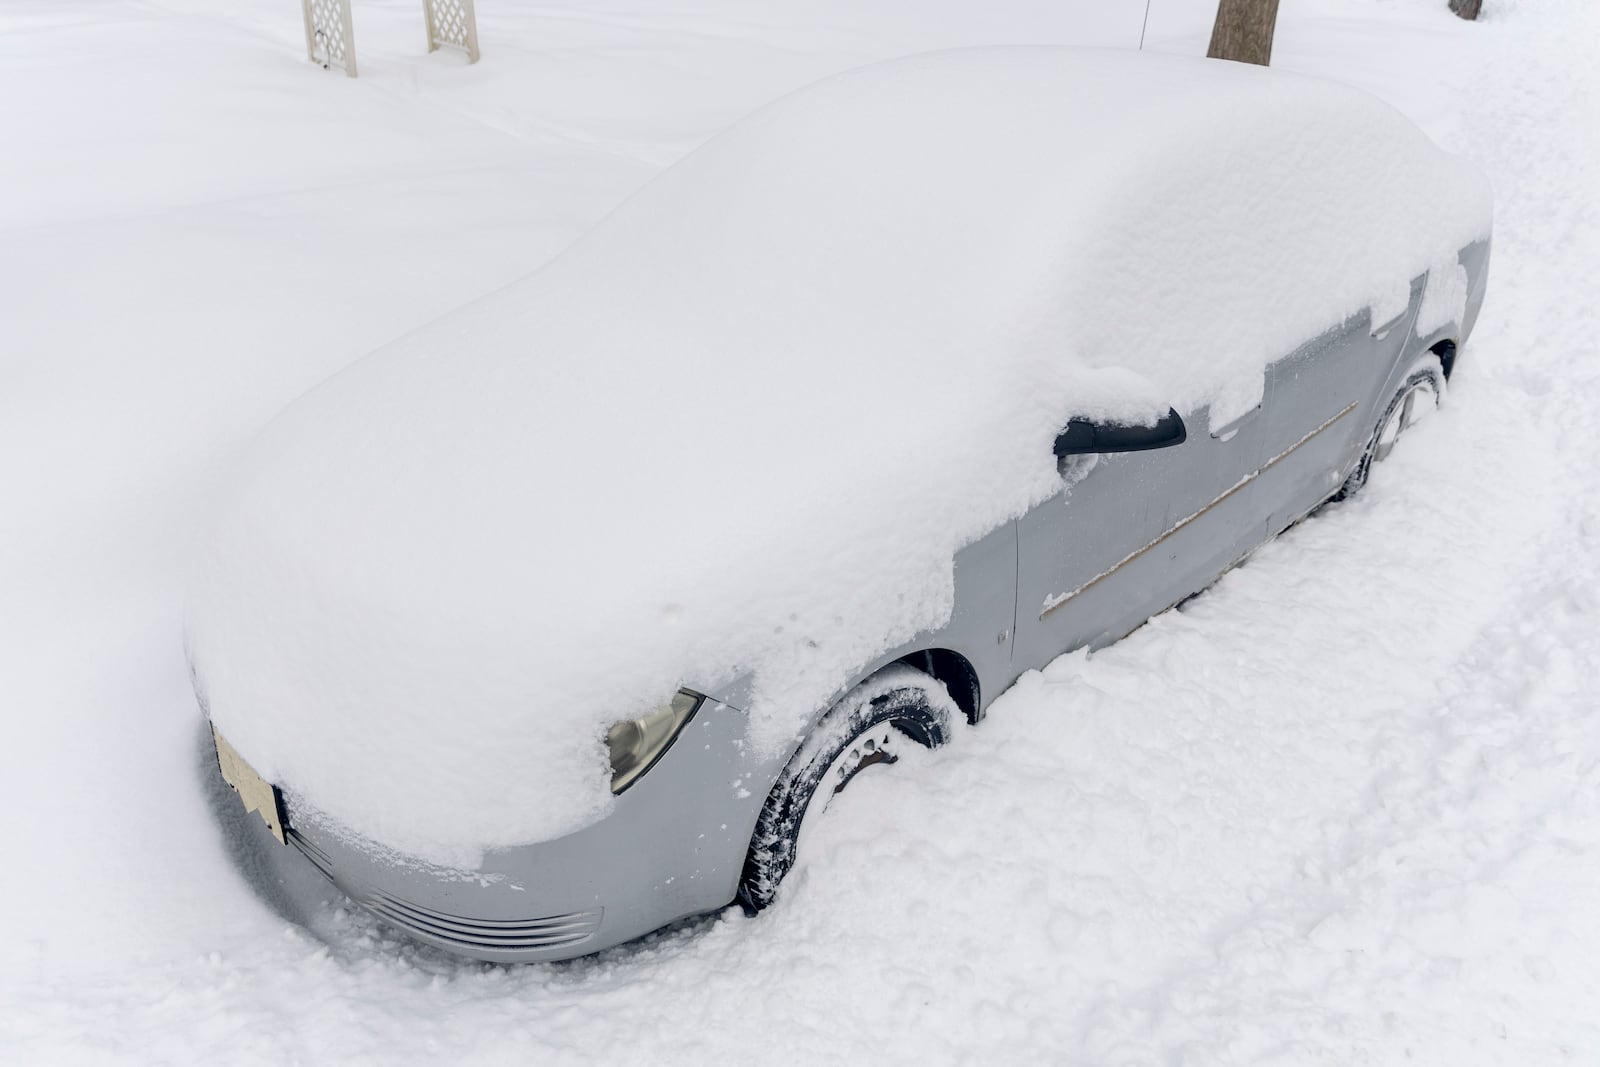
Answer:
(188, 46, 1490, 962)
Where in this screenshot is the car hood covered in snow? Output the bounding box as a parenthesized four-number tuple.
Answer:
(186, 46, 1490, 866)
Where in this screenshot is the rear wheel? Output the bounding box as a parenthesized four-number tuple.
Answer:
(736, 666, 955, 912)
(1336, 355, 1446, 500)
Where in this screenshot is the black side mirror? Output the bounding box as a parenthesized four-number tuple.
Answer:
(1054, 407, 1187, 458)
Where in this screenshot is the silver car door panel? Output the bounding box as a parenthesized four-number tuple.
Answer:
(1255, 289, 1421, 531)
(1013, 392, 1269, 670)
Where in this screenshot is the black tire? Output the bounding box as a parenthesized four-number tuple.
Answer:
(1335, 354, 1446, 501)
(736, 665, 955, 912)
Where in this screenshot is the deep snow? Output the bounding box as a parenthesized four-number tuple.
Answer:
(3, 0, 1599, 1063)
(187, 44, 1491, 862)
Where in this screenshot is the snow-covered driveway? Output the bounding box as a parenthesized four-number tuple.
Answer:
(3, 0, 1597, 1062)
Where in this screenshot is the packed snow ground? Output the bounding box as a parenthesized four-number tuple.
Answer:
(2, 0, 1598, 1063)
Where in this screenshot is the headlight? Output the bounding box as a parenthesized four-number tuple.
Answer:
(606, 690, 703, 793)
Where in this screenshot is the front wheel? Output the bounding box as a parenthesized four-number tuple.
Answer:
(1336, 354, 1446, 500)
(736, 666, 956, 912)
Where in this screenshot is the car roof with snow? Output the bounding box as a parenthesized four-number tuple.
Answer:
(189, 46, 1491, 861)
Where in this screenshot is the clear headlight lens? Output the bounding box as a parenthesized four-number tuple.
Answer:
(606, 690, 703, 794)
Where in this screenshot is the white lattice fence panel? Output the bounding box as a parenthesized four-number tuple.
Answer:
(424, 0, 480, 62)
(303, 0, 357, 77)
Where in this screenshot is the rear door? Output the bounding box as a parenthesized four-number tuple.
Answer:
(1253, 288, 1420, 534)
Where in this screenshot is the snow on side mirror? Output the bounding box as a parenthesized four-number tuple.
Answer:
(1053, 408, 1187, 458)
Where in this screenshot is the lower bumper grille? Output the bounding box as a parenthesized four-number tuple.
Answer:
(360, 891, 603, 952)
(287, 828, 335, 879)
(285, 825, 601, 953)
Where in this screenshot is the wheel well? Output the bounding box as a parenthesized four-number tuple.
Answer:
(894, 648, 981, 724)
(1431, 338, 1457, 380)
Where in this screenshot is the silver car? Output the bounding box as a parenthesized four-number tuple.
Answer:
(198, 50, 1490, 963)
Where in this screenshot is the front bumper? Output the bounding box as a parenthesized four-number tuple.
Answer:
(211, 694, 778, 963)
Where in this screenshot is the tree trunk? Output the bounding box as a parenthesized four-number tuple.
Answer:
(1207, 0, 1282, 66)
(1449, 0, 1482, 20)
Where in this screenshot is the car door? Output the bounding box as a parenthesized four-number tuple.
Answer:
(1252, 286, 1421, 534)
(1011, 389, 1270, 672)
